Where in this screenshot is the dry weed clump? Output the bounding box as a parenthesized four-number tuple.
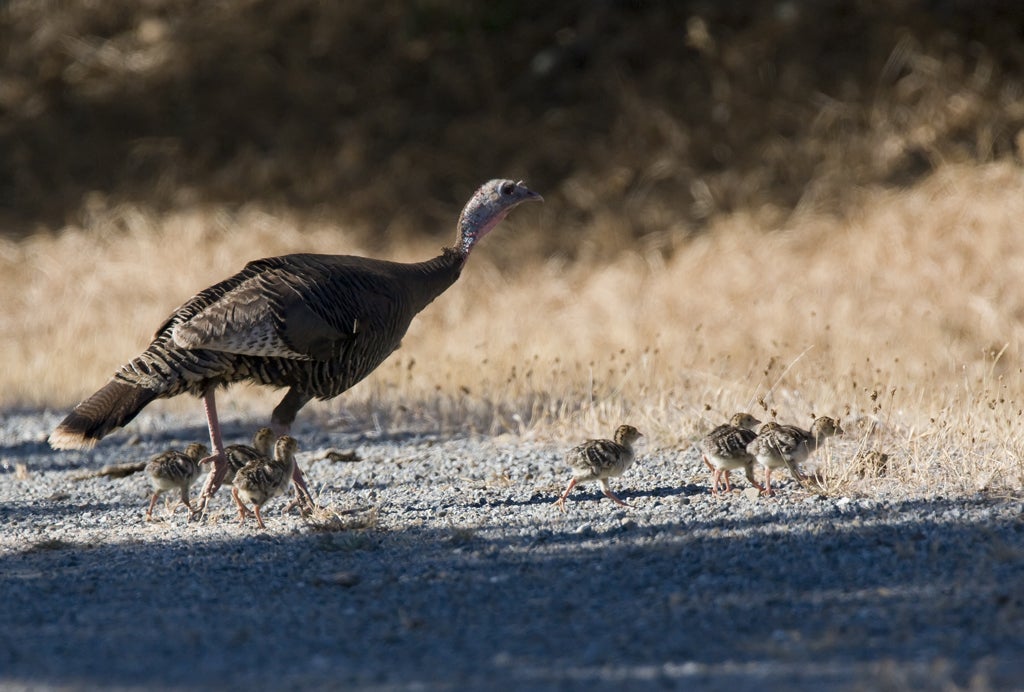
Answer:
(5, 162, 1024, 497)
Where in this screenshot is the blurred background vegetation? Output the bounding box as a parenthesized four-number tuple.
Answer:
(3, 0, 1024, 257)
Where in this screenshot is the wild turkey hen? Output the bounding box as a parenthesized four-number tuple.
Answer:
(50, 179, 542, 505)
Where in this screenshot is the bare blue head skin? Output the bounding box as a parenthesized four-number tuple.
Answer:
(456, 179, 543, 256)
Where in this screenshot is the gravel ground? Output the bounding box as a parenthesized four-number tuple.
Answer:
(2, 409, 1023, 691)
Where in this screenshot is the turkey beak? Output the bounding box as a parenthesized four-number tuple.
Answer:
(517, 181, 544, 203)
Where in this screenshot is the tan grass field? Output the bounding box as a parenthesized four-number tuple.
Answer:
(4, 162, 1024, 498)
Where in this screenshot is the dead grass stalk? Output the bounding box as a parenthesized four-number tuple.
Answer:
(5, 163, 1024, 498)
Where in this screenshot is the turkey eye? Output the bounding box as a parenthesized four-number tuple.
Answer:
(500, 182, 515, 195)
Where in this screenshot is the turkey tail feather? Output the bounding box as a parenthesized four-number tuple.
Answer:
(48, 380, 158, 450)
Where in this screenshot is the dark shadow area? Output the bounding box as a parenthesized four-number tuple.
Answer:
(1, 499, 138, 523)
(3, 1, 1024, 256)
(544, 482, 705, 509)
(3, 408, 511, 475)
(1, 496, 1021, 689)
(478, 481, 708, 510)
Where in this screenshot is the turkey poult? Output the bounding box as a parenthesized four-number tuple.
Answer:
(144, 442, 208, 520)
(222, 427, 276, 486)
(217, 427, 280, 517)
(555, 425, 643, 511)
(699, 412, 765, 496)
(747, 416, 844, 496)
(48, 179, 542, 508)
(232, 435, 299, 530)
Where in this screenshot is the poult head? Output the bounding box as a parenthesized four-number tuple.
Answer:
(457, 179, 543, 256)
(183, 443, 209, 461)
(252, 427, 275, 455)
(728, 413, 762, 431)
(274, 435, 299, 461)
(811, 416, 844, 439)
(613, 424, 643, 447)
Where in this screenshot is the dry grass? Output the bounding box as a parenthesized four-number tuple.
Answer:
(5, 162, 1024, 498)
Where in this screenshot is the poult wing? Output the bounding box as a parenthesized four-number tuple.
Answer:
(581, 441, 616, 473)
(769, 429, 803, 457)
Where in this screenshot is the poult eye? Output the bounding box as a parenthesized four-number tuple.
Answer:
(500, 181, 515, 195)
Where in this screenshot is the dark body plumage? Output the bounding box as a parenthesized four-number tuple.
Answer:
(49, 179, 543, 456)
(54, 251, 464, 446)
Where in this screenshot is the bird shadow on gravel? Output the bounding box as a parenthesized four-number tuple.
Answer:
(497, 485, 704, 510)
(2, 493, 1023, 691)
(0, 500, 137, 523)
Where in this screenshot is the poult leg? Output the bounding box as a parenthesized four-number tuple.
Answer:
(146, 492, 161, 521)
(287, 464, 316, 515)
(253, 504, 267, 530)
(178, 486, 195, 516)
(722, 470, 734, 493)
(744, 464, 765, 492)
(555, 478, 578, 512)
(231, 486, 250, 524)
(706, 456, 718, 495)
(600, 479, 631, 508)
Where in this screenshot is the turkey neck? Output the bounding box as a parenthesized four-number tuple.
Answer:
(402, 247, 467, 313)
